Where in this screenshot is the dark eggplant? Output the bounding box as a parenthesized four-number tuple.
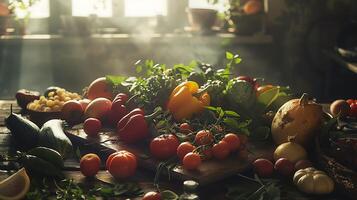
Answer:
(5, 105, 40, 150)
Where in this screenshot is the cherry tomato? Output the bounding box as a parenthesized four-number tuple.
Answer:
(350, 103, 357, 117)
(80, 153, 101, 177)
(142, 191, 161, 200)
(194, 130, 214, 145)
(179, 123, 193, 134)
(222, 133, 241, 152)
(256, 85, 274, 96)
(83, 118, 102, 137)
(183, 152, 201, 170)
(108, 150, 137, 178)
(212, 141, 230, 160)
(150, 134, 180, 160)
(177, 142, 196, 160)
(202, 148, 213, 160)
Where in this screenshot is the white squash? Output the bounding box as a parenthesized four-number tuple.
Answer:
(293, 167, 334, 194)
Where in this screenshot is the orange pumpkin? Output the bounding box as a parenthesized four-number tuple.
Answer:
(243, 0, 263, 15)
(271, 94, 324, 147)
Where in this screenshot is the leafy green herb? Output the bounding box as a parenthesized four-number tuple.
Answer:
(106, 75, 127, 86)
(226, 174, 308, 200)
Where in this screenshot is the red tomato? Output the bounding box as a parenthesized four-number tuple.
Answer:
(346, 99, 355, 105)
(177, 142, 196, 160)
(80, 153, 101, 177)
(183, 152, 201, 170)
(179, 123, 193, 134)
(108, 150, 137, 178)
(212, 141, 230, 160)
(222, 133, 241, 152)
(194, 130, 214, 145)
(202, 148, 213, 160)
(350, 103, 357, 117)
(150, 134, 180, 160)
(83, 118, 102, 137)
(106, 151, 120, 170)
(142, 191, 161, 200)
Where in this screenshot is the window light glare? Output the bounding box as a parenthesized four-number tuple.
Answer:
(72, 0, 112, 17)
(124, 0, 167, 17)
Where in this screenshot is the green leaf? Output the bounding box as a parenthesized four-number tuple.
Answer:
(256, 87, 280, 110)
(217, 107, 225, 119)
(234, 57, 242, 64)
(226, 51, 234, 60)
(224, 110, 240, 118)
(205, 106, 218, 112)
(223, 118, 240, 129)
(161, 190, 178, 200)
(106, 75, 127, 86)
(237, 120, 252, 129)
(145, 59, 154, 68)
(136, 65, 142, 73)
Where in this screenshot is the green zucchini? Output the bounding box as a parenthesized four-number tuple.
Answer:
(5, 105, 39, 150)
(27, 146, 64, 168)
(21, 154, 64, 178)
(38, 119, 73, 159)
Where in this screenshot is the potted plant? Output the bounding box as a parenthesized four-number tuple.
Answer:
(186, 7, 218, 33)
(226, 0, 264, 35)
(0, 1, 11, 35)
(5, 0, 40, 34)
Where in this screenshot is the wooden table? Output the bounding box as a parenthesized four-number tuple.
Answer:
(0, 100, 346, 200)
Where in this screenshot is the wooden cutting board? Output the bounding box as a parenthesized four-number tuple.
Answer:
(66, 127, 275, 185)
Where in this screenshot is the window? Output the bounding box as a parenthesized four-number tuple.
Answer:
(72, 0, 113, 17)
(10, 0, 49, 18)
(188, 0, 227, 13)
(124, 0, 167, 17)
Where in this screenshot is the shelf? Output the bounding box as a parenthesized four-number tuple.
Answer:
(324, 50, 357, 74)
(0, 33, 273, 45)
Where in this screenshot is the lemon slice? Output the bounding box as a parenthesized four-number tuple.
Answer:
(0, 168, 30, 200)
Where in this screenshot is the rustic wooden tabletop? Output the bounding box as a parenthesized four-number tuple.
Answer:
(0, 100, 345, 200)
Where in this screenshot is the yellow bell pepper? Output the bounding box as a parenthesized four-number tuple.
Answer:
(167, 81, 210, 121)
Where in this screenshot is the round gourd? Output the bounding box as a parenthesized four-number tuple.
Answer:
(293, 167, 334, 194)
(271, 93, 323, 147)
(273, 137, 307, 163)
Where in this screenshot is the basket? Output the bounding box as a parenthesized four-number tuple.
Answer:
(315, 125, 357, 199)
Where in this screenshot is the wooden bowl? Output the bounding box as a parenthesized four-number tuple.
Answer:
(27, 109, 61, 127)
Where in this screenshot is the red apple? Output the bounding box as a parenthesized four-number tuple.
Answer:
(252, 158, 274, 177)
(84, 97, 112, 121)
(61, 100, 84, 125)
